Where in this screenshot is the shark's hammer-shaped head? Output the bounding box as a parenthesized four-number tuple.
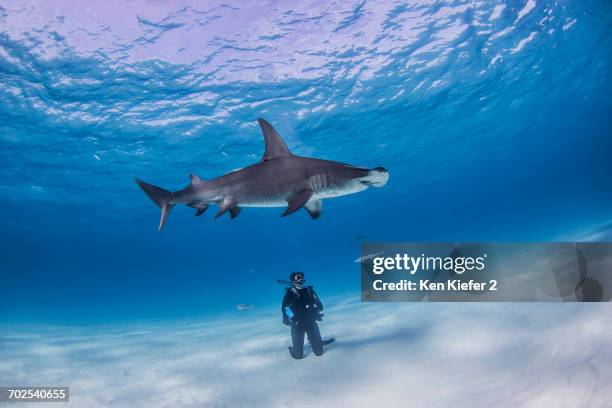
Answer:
(360, 166, 389, 187)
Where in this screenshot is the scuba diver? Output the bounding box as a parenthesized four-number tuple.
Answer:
(281, 271, 333, 359)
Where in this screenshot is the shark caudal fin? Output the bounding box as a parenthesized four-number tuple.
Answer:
(135, 178, 175, 231)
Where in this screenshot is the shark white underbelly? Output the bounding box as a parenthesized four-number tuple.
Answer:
(239, 187, 364, 208)
(239, 172, 383, 208)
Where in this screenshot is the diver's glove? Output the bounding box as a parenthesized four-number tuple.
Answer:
(283, 314, 292, 326)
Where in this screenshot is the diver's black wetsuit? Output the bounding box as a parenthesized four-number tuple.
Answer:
(282, 285, 324, 359)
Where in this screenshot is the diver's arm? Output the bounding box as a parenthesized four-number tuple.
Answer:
(282, 290, 292, 325)
(312, 288, 323, 311)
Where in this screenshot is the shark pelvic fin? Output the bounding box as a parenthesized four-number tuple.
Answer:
(135, 178, 175, 231)
(229, 206, 241, 219)
(282, 189, 313, 217)
(257, 118, 292, 161)
(189, 173, 203, 185)
(215, 197, 237, 219)
(304, 199, 322, 219)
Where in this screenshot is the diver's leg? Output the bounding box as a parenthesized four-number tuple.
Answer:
(290, 322, 305, 359)
(305, 321, 324, 356)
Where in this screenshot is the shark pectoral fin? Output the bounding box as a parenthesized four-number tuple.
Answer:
(229, 206, 241, 219)
(257, 118, 292, 161)
(282, 189, 313, 217)
(304, 200, 322, 219)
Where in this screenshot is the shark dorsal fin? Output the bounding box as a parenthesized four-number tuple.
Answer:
(189, 173, 203, 185)
(257, 118, 292, 161)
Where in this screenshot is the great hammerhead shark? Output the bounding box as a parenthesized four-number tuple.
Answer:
(136, 119, 389, 231)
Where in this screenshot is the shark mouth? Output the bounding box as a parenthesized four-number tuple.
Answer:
(361, 167, 389, 187)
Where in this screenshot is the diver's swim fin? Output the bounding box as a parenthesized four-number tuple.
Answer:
(322, 338, 335, 346)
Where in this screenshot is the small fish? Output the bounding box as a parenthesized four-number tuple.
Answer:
(236, 304, 253, 310)
(353, 251, 384, 263)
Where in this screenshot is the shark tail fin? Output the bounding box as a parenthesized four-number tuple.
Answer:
(135, 178, 175, 231)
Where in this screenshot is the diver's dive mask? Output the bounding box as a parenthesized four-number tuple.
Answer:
(289, 271, 305, 285)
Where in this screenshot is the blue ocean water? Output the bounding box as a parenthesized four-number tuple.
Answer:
(1, 0, 611, 324)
